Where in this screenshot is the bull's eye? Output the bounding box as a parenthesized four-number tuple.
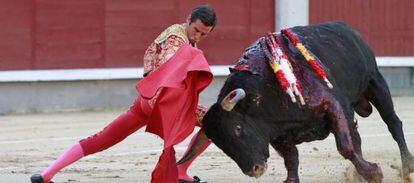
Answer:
(235, 125, 242, 136)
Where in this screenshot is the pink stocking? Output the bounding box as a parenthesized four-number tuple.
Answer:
(41, 143, 84, 182)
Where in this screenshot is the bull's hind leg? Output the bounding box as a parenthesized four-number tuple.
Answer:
(325, 100, 383, 182)
(365, 75, 414, 177)
(271, 143, 299, 183)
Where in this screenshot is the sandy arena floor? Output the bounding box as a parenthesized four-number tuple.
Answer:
(1, 97, 414, 183)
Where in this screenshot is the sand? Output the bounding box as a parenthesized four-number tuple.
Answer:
(1, 97, 414, 183)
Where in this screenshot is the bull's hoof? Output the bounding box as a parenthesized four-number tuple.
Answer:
(359, 163, 383, 183)
(369, 163, 383, 183)
(403, 155, 414, 173)
(283, 177, 299, 183)
(402, 155, 414, 181)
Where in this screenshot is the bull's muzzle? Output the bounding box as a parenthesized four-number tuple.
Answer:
(245, 162, 268, 178)
(221, 88, 246, 111)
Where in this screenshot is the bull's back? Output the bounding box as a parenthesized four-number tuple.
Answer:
(287, 22, 378, 100)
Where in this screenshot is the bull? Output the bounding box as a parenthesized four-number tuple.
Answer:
(178, 22, 414, 182)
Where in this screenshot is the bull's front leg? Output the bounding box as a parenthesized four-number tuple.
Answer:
(271, 143, 299, 183)
(325, 101, 383, 183)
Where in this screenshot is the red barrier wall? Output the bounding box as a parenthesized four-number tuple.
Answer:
(0, 0, 274, 70)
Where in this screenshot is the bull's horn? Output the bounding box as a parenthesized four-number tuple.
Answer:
(221, 88, 246, 111)
(176, 128, 209, 165)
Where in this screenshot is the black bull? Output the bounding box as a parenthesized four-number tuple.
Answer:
(178, 22, 414, 182)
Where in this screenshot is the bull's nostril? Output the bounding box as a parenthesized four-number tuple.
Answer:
(245, 164, 266, 178)
(254, 165, 260, 172)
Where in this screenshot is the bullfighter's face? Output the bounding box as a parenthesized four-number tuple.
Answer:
(185, 18, 213, 45)
(203, 103, 270, 178)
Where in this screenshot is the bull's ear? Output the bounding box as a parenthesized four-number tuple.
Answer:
(221, 88, 246, 111)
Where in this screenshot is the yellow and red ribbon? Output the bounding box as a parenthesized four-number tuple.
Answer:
(281, 29, 333, 88)
(265, 33, 305, 105)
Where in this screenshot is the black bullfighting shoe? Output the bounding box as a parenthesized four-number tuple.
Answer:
(30, 174, 54, 183)
(179, 176, 207, 183)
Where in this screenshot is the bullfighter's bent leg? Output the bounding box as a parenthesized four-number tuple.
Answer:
(326, 100, 383, 183)
(31, 97, 149, 183)
(271, 143, 299, 183)
(366, 75, 414, 177)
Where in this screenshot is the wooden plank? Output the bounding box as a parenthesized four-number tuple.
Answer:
(309, 0, 414, 56)
(106, 0, 175, 11)
(0, 0, 274, 70)
(250, 0, 275, 36)
(199, 39, 254, 65)
(34, 58, 102, 69)
(105, 27, 160, 43)
(176, 0, 274, 66)
(35, 0, 104, 69)
(36, 43, 101, 60)
(105, 9, 177, 27)
(36, 28, 101, 44)
(36, 0, 102, 34)
(105, 42, 146, 67)
(0, 0, 32, 70)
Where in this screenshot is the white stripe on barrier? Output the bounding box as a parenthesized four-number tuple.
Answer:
(0, 65, 232, 82)
(1, 56, 412, 82)
(376, 57, 414, 67)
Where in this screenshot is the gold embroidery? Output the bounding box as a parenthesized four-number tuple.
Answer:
(142, 24, 190, 107)
(195, 105, 207, 126)
(154, 24, 189, 44)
